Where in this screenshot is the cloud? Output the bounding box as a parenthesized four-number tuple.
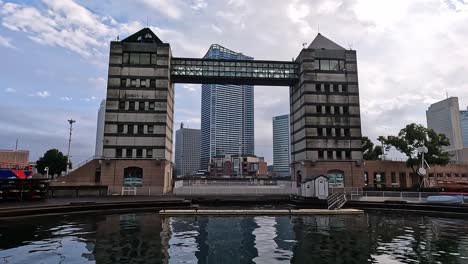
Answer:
(82, 96, 97, 102)
(191, 0, 208, 11)
(88, 77, 107, 90)
(60, 96, 72, 101)
(4, 87, 15, 93)
(0, 34, 14, 49)
(33, 91, 51, 98)
(182, 84, 199, 92)
(137, 0, 182, 19)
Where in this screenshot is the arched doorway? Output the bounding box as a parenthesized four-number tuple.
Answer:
(123, 167, 143, 187)
(327, 170, 344, 188)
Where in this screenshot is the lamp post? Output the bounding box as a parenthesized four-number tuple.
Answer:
(44, 167, 49, 179)
(66, 119, 76, 174)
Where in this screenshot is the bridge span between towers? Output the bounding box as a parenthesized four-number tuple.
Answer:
(171, 57, 299, 86)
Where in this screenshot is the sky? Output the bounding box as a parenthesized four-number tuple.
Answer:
(1, 0, 468, 165)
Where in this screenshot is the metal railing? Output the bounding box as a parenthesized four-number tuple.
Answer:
(173, 180, 299, 196)
(327, 192, 347, 210)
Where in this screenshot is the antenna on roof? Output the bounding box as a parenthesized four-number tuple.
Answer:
(116, 35, 119, 41)
(348, 43, 353, 50)
(302, 42, 308, 48)
(446, 91, 449, 99)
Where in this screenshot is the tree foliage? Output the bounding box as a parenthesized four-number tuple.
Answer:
(378, 123, 450, 173)
(361, 136, 383, 160)
(36, 149, 69, 177)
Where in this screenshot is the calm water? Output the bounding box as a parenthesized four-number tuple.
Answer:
(0, 211, 468, 263)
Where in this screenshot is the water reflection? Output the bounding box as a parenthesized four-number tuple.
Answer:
(0, 212, 467, 263)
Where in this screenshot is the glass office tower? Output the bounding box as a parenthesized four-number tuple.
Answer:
(200, 44, 254, 170)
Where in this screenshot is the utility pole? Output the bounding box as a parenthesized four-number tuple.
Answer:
(66, 119, 76, 174)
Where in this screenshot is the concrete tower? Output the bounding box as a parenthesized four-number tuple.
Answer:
(426, 97, 463, 151)
(175, 123, 201, 177)
(272, 114, 290, 176)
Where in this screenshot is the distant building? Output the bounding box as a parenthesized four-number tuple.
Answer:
(426, 97, 464, 151)
(0, 149, 29, 164)
(175, 124, 200, 177)
(460, 107, 468, 148)
(200, 44, 254, 170)
(209, 154, 267, 178)
(95, 100, 106, 157)
(272, 114, 290, 177)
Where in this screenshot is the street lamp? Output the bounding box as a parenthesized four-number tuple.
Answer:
(66, 119, 76, 174)
(417, 146, 430, 188)
(44, 167, 49, 179)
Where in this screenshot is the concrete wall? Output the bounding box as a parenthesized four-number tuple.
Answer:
(0, 150, 29, 164)
(56, 159, 101, 184)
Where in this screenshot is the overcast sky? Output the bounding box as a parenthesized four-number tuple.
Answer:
(1, 0, 468, 165)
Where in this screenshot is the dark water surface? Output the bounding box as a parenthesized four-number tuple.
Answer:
(0, 211, 468, 263)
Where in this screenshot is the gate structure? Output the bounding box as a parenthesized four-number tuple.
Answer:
(98, 28, 363, 194)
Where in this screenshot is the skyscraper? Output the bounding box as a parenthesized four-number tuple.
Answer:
(95, 99, 106, 157)
(460, 107, 468, 148)
(175, 124, 201, 177)
(426, 97, 463, 151)
(200, 44, 254, 170)
(272, 114, 290, 176)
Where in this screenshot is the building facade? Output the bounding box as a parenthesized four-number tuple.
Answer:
(460, 107, 468, 148)
(175, 124, 200, 177)
(210, 155, 267, 178)
(101, 29, 174, 194)
(290, 33, 363, 187)
(426, 97, 464, 151)
(200, 44, 254, 170)
(272, 114, 290, 176)
(95, 100, 106, 157)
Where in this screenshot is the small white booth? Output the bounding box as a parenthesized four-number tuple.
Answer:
(301, 175, 329, 199)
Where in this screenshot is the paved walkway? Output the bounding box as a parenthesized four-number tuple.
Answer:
(0, 195, 182, 210)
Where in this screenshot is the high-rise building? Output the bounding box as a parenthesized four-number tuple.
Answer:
(426, 97, 463, 151)
(461, 107, 468, 148)
(95, 99, 106, 157)
(272, 114, 290, 176)
(175, 124, 200, 177)
(200, 44, 254, 170)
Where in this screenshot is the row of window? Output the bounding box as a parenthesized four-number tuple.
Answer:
(121, 78, 158, 88)
(172, 59, 296, 69)
(119, 101, 162, 111)
(122, 53, 158, 65)
(318, 150, 351, 160)
(316, 83, 348, 93)
(317, 128, 350, 137)
(117, 124, 156, 134)
(116, 148, 153, 158)
(316, 105, 349, 115)
(314, 59, 346, 71)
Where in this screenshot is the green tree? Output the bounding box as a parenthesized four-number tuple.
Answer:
(361, 136, 383, 160)
(36, 149, 69, 177)
(379, 123, 450, 174)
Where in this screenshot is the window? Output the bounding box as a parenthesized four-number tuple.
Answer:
(119, 101, 125, 110)
(327, 151, 333, 159)
(123, 53, 129, 64)
(317, 128, 323, 136)
(150, 79, 156, 88)
(127, 125, 134, 134)
(136, 102, 142, 111)
(129, 101, 135, 110)
(325, 105, 331, 114)
(364, 172, 369, 186)
(391, 172, 397, 184)
(123, 167, 143, 187)
(343, 106, 349, 114)
(326, 128, 332, 136)
(336, 151, 343, 159)
(342, 84, 348, 92)
(329, 84, 334, 92)
(149, 103, 155, 110)
(131, 79, 136, 87)
(121, 79, 127, 87)
(140, 53, 150, 64)
(320, 60, 330, 70)
(327, 170, 344, 188)
(345, 151, 351, 159)
(138, 125, 144, 134)
(130, 53, 140, 64)
(147, 149, 153, 158)
(330, 60, 339, 71)
(117, 125, 124, 133)
(116, 148, 123, 158)
(339, 61, 345, 70)
(318, 151, 324, 159)
(141, 80, 147, 87)
(136, 149, 143, 158)
(151, 54, 157, 64)
(148, 125, 154, 133)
